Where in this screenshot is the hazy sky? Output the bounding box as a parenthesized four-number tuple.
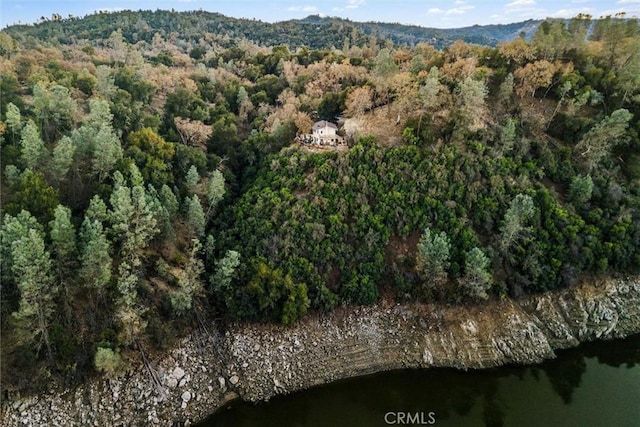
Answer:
(2, 0, 639, 29)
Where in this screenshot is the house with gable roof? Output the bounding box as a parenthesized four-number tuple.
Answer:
(310, 120, 345, 146)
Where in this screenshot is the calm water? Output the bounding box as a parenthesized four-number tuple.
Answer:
(202, 334, 640, 427)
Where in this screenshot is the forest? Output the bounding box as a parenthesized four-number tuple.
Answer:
(0, 10, 639, 392)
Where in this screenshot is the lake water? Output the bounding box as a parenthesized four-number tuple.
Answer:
(202, 334, 640, 426)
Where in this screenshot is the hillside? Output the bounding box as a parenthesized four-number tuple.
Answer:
(0, 10, 639, 395)
(2, 9, 541, 49)
(297, 15, 542, 48)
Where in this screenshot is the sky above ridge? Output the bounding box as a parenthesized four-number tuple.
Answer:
(2, 0, 639, 29)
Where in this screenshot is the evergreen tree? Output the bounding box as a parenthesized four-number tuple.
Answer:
(49, 205, 77, 282)
(419, 66, 443, 112)
(20, 120, 47, 171)
(497, 73, 514, 108)
(206, 169, 226, 217)
(211, 250, 241, 295)
(3, 165, 21, 187)
(6, 169, 59, 224)
(374, 48, 399, 77)
(499, 118, 517, 155)
(455, 76, 488, 132)
(499, 194, 535, 253)
(95, 65, 117, 98)
(171, 239, 204, 315)
(236, 86, 249, 108)
(92, 125, 123, 181)
(568, 175, 594, 206)
(1, 211, 42, 286)
(86, 195, 109, 224)
(115, 262, 145, 345)
(79, 216, 112, 294)
(575, 109, 632, 172)
(51, 136, 76, 183)
(186, 195, 206, 238)
(185, 165, 200, 193)
(462, 247, 492, 300)
(87, 99, 114, 130)
(5, 101, 21, 142)
(32, 83, 77, 143)
(416, 227, 451, 294)
(108, 166, 158, 343)
(109, 166, 158, 258)
(11, 227, 56, 364)
(159, 184, 179, 219)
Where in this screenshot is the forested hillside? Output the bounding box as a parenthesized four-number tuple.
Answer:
(297, 15, 542, 48)
(1, 11, 639, 392)
(2, 10, 540, 50)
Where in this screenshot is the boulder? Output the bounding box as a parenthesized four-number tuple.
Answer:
(173, 367, 185, 381)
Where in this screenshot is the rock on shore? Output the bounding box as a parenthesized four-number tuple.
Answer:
(2, 277, 640, 426)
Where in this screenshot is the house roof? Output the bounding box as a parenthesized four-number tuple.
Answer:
(312, 120, 338, 130)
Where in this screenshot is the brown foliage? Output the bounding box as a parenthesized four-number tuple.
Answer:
(174, 117, 212, 148)
(514, 60, 556, 98)
(346, 86, 374, 118)
(498, 38, 537, 66)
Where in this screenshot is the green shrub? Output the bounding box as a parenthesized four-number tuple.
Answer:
(94, 347, 125, 377)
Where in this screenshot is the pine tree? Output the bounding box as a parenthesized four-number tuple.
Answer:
(95, 65, 116, 98)
(114, 262, 145, 345)
(171, 239, 204, 315)
(419, 66, 443, 112)
(109, 171, 134, 239)
(206, 169, 225, 218)
(159, 184, 179, 219)
(374, 48, 398, 77)
(416, 227, 451, 294)
(86, 195, 109, 224)
(499, 194, 535, 253)
(92, 125, 123, 181)
(11, 227, 56, 364)
(32, 83, 77, 142)
(1, 210, 42, 286)
(497, 73, 514, 108)
(5, 102, 21, 142)
(49, 205, 77, 282)
(146, 184, 173, 239)
(236, 86, 249, 107)
(20, 119, 47, 170)
(87, 99, 114, 130)
(51, 136, 76, 183)
(455, 77, 488, 132)
(3, 165, 21, 187)
(568, 175, 594, 206)
(108, 166, 158, 343)
(186, 195, 206, 238)
(109, 166, 158, 258)
(462, 247, 492, 300)
(185, 165, 200, 193)
(79, 216, 112, 294)
(498, 118, 517, 155)
(575, 109, 632, 172)
(210, 250, 241, 309)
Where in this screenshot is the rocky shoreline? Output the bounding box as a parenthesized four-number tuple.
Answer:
(2, 276, 640, 426)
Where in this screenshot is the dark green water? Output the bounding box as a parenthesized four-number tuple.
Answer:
(202, 334, 640, 427)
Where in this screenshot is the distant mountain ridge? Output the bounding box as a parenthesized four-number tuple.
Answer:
(2, 9, 542, 49)
(295, 15, 542, 48)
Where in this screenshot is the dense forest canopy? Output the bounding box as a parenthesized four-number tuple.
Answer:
(2, 9, 541, 50)
(1, 10, 639, 392)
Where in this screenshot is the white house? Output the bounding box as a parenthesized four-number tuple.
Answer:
(310, 120, 345, 146)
